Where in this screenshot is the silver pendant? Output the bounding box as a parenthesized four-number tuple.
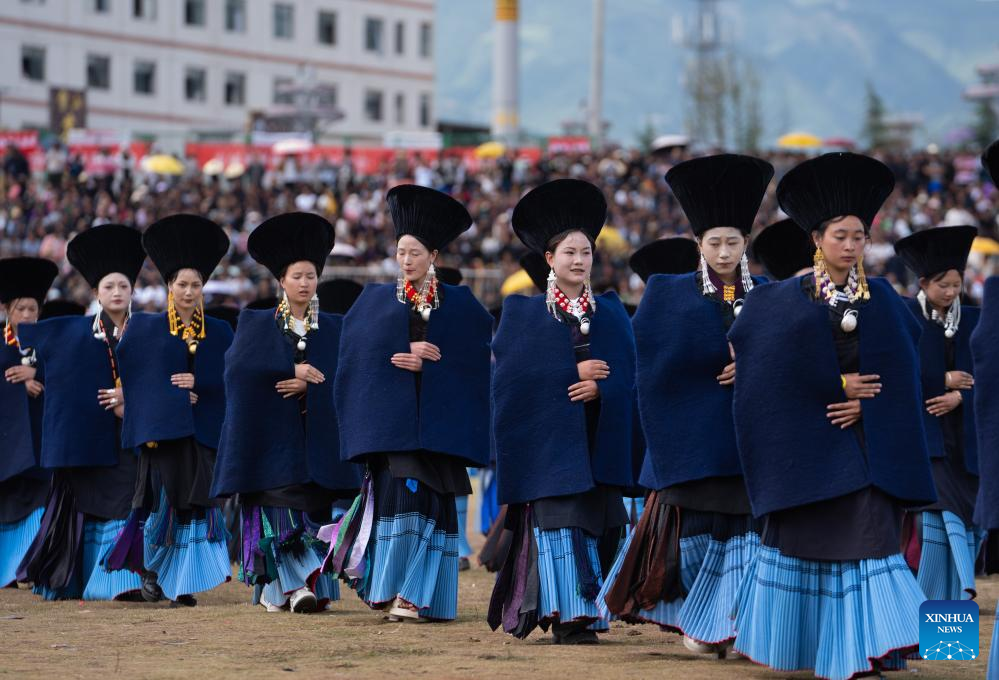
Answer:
(420, 306, 432, 322)
(579, 318, 591, 335)
(20, 356, 31, 366)
(840, 310, 858, 333)
(297, 339, 307, 351)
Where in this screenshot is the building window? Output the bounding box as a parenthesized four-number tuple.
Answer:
(185, 67, 206, 102)
(21, 46, 45, 82)
(394, 21, 405, 55)
(87, 54, 111, 90)
(365, 17, 383, 53)
(419, 92, 431, 127)
(184, 0, 205, 26)
(318, 10, 336, 45)
(273, 3, 294, 39)
(394, 93, 405, 125)
(225, 72, 246, 106)
(92, 0, 110, 12)
(134, 60, 155, 94)
(225, 0, 246, 32)
(364, 90, 383, 122)
(419, 22, 432, 58)
(273, 77, 294, 105)
(317, 83, 337, 110)
(133, 0, 156, 20)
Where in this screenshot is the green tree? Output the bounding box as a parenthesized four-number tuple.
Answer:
(635, 116, 658, 153)
(861, 81, 887, 150)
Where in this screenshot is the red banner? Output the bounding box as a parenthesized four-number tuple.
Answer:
(0, 130, 40, 150)
(547, 136, 591, 154)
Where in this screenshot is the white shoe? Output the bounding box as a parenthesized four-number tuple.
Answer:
(683, 636, 714, 654)
(259, 594, 282, 613)
(290, 587, 318, 614)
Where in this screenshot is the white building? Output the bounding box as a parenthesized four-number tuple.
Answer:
(1, 0, 436, 145)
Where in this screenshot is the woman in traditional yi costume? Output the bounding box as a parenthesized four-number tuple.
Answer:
(330, 185, 491, 622)
(0, 257, 57, 587)
(752, 218, 816, 281)
(104, 215, 234, 607)
(488, 179, 636, 644)
(599, 155, 773, 656)
(728, 152, 936, 680)
(894, 226, 985, 601)
(17, 225, 146, 601)
(212, 212, 360, 614)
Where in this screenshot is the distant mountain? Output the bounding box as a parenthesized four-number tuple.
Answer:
(435, 0, 999, 147)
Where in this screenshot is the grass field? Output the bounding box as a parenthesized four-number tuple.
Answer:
(1, 527, 993, 679)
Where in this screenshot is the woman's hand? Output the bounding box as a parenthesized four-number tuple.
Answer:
(98, 387, 123, 411)
(171, 372, 195, 390)
(945, 371, 974, 390)
(189, 391, 199, 405)
(926, 391, 962, 417)
(827, 399, 862, 429)
(275, 378, 308, 398)
(842, 373, 881, 399)
(410, 342, 442, 362)
(568, 380, 600, 403)
(5, 365, 36, 384)
(24, 379, 43, 398)
(113, 403, 124, 419)
(717, 361, 736, 386)
(294, 363, 325, 384)
(391, 353, 424, 373)
(577, 359, 609, 381)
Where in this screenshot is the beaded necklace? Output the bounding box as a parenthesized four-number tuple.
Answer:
(167, 291, 206, 355)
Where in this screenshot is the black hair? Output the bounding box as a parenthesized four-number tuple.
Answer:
(927, 269, 965, 283)
(278, 261, 321, 280)
(167, 268, 205, 286)
(545, 229, 596, 254)
(814, 215, 867, 236)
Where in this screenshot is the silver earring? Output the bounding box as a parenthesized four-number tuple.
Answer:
(545, 268, 557, 313)
(700, 254, 716, 295)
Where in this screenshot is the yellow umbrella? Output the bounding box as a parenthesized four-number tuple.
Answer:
(141, 154, 185, 175)
(972, 236, 999, 255)
(777, 132, 822, 149)
(595, 225, 628, 254)
(500, 269, 534, 296)
(474, 141, 506, 159)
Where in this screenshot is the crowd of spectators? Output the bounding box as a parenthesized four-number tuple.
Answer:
(2, 140, 997, 312)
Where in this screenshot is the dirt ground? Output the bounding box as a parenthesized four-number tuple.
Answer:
(1, 496, 994, 680)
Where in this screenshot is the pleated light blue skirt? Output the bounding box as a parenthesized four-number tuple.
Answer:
(455, 495, 473, 559)
(34, 519, 144, 601)
(596, 528, 709, 628)
(534, 527, 608, 631)
(0, 507, 43, 587)
(732, 545, 923, 680)
(143, 508, 231, 601)
(916, 510, 986, 601)
(260, 543, 323, 607)
(677, 530, 760, 645)
(364, 510, 459, 620)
